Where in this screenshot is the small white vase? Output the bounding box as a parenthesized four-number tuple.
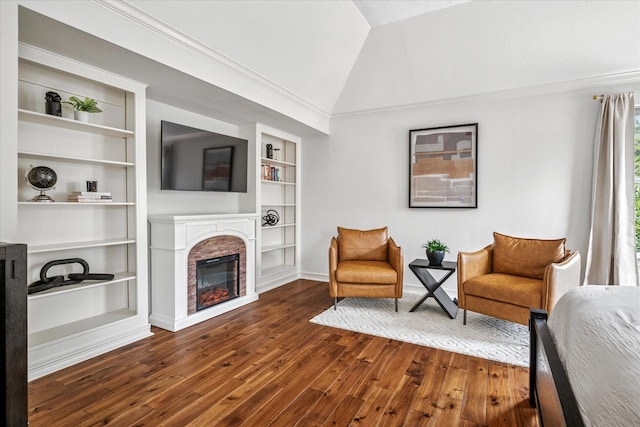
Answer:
(74, 110, 89, 122)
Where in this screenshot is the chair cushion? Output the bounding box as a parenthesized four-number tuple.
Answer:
(492, 232, 565, 280)
(464, 273, 543, 308)
(335, 260, 397, 284)
(337, 227, 388, 262)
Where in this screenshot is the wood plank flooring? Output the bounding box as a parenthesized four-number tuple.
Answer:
(28, 279, 539, 426)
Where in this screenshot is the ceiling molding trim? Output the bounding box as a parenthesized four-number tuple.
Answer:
(333, 70, 640, 118)
(93, 0, 331, 120)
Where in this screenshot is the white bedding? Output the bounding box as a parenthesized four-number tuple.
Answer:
(547, 285, 640, 427)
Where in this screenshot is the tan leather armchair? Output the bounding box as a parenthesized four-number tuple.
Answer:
(457, 232, 581, 325)
(329, 227, 403, 311)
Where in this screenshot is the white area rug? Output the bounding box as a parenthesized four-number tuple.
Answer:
(310, 290, 529, 367)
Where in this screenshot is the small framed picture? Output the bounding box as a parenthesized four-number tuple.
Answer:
(202, 146, 233, 191)
(409, 123, 478, 208)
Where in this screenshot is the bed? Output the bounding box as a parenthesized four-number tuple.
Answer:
(529, 285, 640, 427)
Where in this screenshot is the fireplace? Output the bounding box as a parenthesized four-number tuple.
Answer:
(196, 254, 240, 311)
(148, 213, 258, 332)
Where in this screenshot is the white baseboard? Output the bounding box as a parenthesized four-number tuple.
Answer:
(150, 293, 260, 332)
(257, 271, 301, 294)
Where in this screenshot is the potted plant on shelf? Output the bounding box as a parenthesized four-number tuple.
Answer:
(422, 239, 449, 265)
(64, 96, 103, 122)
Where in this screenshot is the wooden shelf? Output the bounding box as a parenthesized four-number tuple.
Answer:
(261, 243, 296, 253)
(18, 109, 134, 138)
(257, 128, 300, 287)
(19, 201, 134, 206)
(262, 223, 296, 230)
(17, 44, 150, 379)
(28, 308, 137, 347)
(262, 181, 295, 185)
(260, 157, 296, 167)
(27, 238, 136, 254)
(261, 264, 296, 277)
(18, 150, 134, 167)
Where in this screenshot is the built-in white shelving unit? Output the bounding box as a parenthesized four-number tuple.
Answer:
(242, 124, 301, 292)
(17, 44, 151, 380)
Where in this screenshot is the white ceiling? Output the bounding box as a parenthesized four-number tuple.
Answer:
(353, 0, 471, 27)
(16, 1, 640, 136)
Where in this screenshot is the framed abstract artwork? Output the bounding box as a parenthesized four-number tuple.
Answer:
(409, 123, 478, 208)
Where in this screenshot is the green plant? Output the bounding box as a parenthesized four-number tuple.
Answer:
(421, 239, 449, 253)
(64, 96, 103, 113)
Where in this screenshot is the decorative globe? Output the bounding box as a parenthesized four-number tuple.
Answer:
(26, 166, 57, 202)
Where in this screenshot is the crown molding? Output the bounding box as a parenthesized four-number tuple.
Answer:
(92, 0, 331, 121)
(333, 70, 640, 118)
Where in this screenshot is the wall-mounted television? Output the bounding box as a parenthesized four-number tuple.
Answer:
(161, 121, 248, 193)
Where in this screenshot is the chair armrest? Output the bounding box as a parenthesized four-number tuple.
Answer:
(457, 245, 493, 306)
(542, 250, 581, 312)
(329, 237, 338, 295)
(388, 238, 404, 296)
(457, 245, 493, 283)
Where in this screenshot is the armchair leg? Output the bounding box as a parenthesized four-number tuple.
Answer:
(395, 298, 398, 312)
(334, 297, 337, 310)
(463, 309, 467, 325)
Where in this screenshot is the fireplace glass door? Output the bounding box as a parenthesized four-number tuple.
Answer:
(196, 254, 240, 311)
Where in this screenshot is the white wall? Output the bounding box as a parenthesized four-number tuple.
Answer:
(0, 2, 19, 242)
(146, 99, 251, 215)
(335, 0, 640, 114)
(301, 83, 638, 292)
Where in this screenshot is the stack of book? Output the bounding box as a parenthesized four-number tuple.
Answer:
(261, 164, 281, 182)
(67, 191, 113, 202)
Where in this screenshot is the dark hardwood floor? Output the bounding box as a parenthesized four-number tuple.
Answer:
(28, 279, 539, 426)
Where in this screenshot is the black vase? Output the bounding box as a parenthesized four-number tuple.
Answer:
(45, 101, 61, 117)
(426, 250, 445, 265)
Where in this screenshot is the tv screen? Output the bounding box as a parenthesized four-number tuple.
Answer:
(161, 121, 248, 192)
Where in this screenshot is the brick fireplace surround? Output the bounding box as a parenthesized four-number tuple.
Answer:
(187, 236, 246, 315)
(148, 214, 258, 332)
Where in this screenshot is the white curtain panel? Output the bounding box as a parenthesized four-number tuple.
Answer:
(584, 92, 639, 286)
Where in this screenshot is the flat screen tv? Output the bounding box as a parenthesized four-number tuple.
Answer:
(161, 121, 248, 192)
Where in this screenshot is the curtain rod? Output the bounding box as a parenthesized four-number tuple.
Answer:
(593, 95, 603, 103)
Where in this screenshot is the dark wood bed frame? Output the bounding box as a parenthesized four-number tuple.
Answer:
(529, 309, 585, 427)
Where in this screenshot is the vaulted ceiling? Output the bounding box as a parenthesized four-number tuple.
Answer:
(353, 0, 470, 27)
(15, 1, 640, 136)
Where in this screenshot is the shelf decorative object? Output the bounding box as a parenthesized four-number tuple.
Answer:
(25, 165, 57, 202)
(422, 239, 450, 265)
(262, 209, 280, 226)
(28, 258, 114, 294)
(44, 91, 62, 117)
(63, 96, 103, 122)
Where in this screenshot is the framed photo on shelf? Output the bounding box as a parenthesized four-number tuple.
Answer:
(409, 123, 478, 208)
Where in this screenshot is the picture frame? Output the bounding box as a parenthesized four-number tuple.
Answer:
(202, 146, 233, 191)
(409, 123, 478, 208)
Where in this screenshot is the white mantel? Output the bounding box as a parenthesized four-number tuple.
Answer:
(148, 213, 259, 331)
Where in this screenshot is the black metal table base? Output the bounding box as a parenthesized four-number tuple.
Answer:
(408, 259, 458, 319)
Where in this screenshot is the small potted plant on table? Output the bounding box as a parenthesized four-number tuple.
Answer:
(64, 96, 103, 122)
(422, 239, 450, 265)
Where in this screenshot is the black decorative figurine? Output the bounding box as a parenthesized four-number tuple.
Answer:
(44, 91, 62, 116)
(262, 209, 280, 226)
